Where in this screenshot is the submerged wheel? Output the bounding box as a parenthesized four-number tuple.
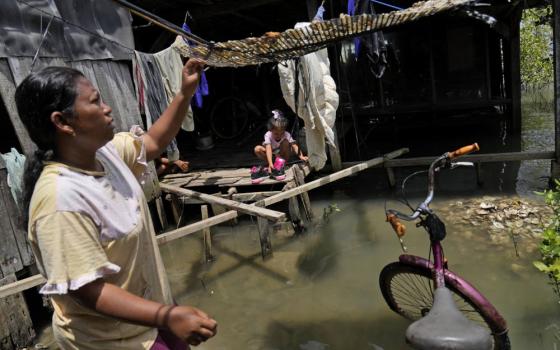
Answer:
(210, 96, 249, 140)
(379, 262, 510, 350)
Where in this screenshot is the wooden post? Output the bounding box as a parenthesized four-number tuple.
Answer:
(293, 165, 313, 220)
(328, 128, 342, 171)
(155, 196, 169, 231)
(0, 274, 34, 349)
(169, 194, 183, 227)
(201, 205, 213, 262)
(284, 180, 304, 231)
(255, 203, 273, 258)
(386, 167, 396, 187)
(505, 7, 523, 133)
(553, 0, 560, 182)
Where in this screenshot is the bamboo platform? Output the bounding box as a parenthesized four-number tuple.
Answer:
(160, 163, 312, 188)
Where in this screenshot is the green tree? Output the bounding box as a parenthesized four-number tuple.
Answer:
(520, 6, 553, 86)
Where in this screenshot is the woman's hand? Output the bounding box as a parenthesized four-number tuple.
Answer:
(299, 154, 309, 162)
(167, 305, 217, 346)
(180, 59, 206, 97)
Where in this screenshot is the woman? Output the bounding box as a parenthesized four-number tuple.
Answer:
(15, 59, 216, 349)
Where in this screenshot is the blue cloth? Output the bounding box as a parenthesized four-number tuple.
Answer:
(347, 0, 361, 58)
(313, 4, 325, 21)
(182, 23, 209, 108)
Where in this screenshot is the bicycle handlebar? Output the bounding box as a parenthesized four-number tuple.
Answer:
(386, 143, 480, 237)
(447, 143, 479, 160)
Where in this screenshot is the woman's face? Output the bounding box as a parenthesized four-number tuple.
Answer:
(71, 78, 115, 149)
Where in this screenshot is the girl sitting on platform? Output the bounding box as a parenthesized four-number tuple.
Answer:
(252, 109, 308, 183)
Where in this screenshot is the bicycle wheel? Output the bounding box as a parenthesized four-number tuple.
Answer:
(210, 96, 250, 140)
(379, 261, 510, 349)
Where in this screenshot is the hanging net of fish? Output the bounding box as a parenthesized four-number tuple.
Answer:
(172, 0, 473, 67)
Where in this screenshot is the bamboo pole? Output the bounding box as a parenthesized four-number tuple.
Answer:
(0, 147, 408, 298)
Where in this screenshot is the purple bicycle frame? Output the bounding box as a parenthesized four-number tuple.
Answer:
(399, 242, 508, 336)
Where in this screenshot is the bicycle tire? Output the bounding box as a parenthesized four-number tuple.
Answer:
(209, 96, 250, 140)
(379, 261, 510, 350)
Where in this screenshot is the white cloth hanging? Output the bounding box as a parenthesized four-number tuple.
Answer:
(153, 44, 195, 132)
(277, 22, 339, 170)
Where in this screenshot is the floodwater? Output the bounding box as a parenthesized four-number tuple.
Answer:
(160, 193, 558, 350)
(33, 101, 559, 349)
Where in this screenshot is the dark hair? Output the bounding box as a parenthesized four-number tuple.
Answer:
(15, 66, 84, 227)
(266, 109, 288, 131)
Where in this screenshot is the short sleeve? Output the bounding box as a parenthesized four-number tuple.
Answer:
(285, 131, 296, 143)
(111, 126, 148, 179)
(32, 211, 120, 295)
(263, 131, 272, 145)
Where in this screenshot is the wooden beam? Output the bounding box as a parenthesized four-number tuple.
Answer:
(0, 275, 44, 299)
(381, 151, 555, 168)
(160, 183, 286, 222)
(178, 191, 281, 204)
(259, 148, 409, 207)
(0, 148, 409, 298)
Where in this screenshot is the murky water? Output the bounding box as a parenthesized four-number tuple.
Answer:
(33, 101, 559, 349)
(159, 192, 559, 350)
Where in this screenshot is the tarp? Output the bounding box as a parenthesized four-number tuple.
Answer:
(0, 0, 134, 60)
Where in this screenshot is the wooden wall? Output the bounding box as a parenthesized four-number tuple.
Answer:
(0, 158, 34, 348)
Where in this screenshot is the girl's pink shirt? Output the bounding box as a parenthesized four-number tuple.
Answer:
(263, 130, 295, 150)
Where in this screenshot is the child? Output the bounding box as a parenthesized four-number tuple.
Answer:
(252, 110, 308, 183)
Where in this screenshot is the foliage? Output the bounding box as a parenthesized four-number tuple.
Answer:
(520, 5, 553, 86)
(534, 179, 560, 303)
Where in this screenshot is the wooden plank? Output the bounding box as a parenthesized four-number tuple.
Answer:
(155, 210, 238, 245)
(0, 171, 32, 267)
(0, 59, 35, 154)
(382, 151, 555, 167)
(177, 191, 282, 204)
(160, 183, 286, 222)
(0, 274, 35, 349)
(0, 275, 45, 299)
(259, 148, 409, 207)
(0, 148, 409, 297)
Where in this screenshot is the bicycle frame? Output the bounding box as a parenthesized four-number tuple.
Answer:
(398, 252, 508, 335)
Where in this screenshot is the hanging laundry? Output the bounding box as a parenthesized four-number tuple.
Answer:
(133, 51, 180, 161)
(277, 21, 339, 171)
(153, 45, 195, 131)
(181, 22, 209, 109)
(348, 0, 397, 78)
(1, 148, 25, 208)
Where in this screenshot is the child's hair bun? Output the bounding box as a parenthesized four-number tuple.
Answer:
(271, 109, 284, 119)
(268, 109, 288, 130)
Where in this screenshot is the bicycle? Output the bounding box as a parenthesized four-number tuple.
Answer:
(379, 143, 510, 350)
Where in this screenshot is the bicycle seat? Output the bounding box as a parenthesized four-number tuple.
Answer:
(405, 287, 492, 350)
